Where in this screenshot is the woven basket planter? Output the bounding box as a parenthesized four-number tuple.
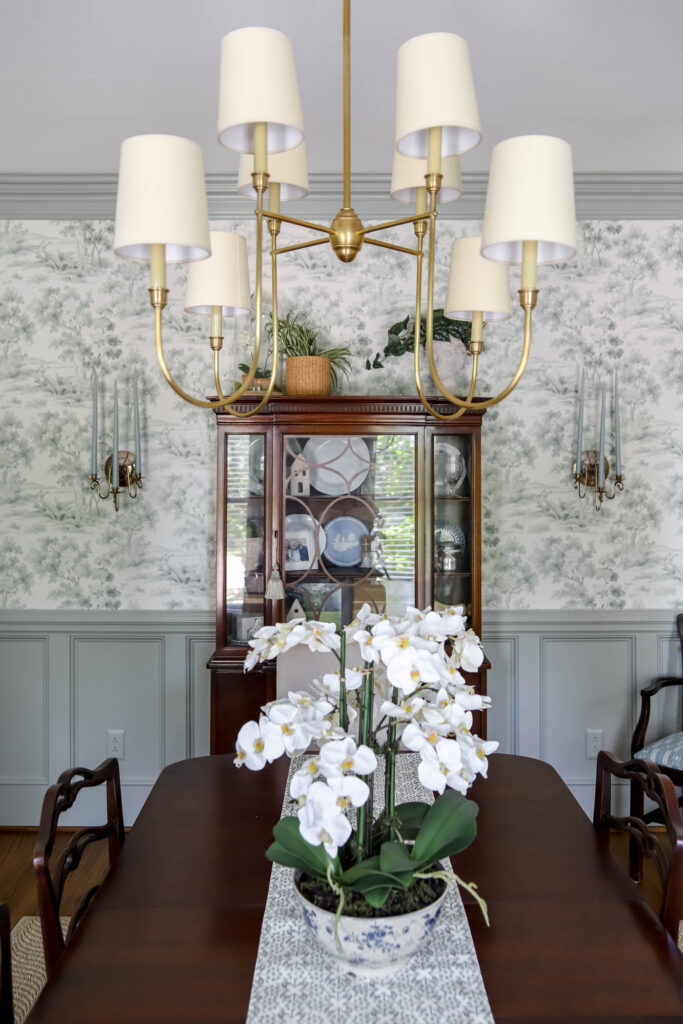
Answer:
(285, 356, 331, 396)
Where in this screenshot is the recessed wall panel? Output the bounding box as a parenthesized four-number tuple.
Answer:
(0, 637, 47, 782)
(73, 637, 164, 783)
(541, 635, 634, 781)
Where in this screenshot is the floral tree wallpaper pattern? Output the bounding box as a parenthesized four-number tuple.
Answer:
(0, 217, 681, 610)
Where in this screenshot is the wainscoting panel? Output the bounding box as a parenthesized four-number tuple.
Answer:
(0, 636, 48, 784)
(0, 610, 679, 825)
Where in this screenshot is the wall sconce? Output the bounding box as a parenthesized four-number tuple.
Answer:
(573, 370, 624, 510)
(90, 371, 142, 512)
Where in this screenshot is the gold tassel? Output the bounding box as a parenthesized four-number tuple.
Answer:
(265, 529, 285, 600)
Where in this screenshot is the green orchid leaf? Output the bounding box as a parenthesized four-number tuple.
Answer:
(362, 887, 392, 909)
(379, 840, 419, 874)
(411, 791, 479, 866)
(271, 816, 337, 876)
(265, 840, 328, 880)
(340, 855, 412, 892)
(394, 801, 430, 840)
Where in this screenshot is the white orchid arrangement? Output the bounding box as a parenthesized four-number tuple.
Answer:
(235, 604, 497, 918)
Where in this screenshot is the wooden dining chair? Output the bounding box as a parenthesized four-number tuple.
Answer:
(33, 758, 125, 977)
(593, 750, 683, 943)
(631, 614, 683, 822)
(0, 903, 13, 1024)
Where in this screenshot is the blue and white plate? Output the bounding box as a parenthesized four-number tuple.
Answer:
(323, 515, 369, 567)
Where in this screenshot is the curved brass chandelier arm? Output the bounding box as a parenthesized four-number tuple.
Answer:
(425, 292, 536, 412)
(414, 239, 479, 423)
(213, 207, 281, 418)
(151, 184, 277, 411)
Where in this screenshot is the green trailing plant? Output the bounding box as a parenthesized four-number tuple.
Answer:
(267, 311, 352, 392)
(365, 310, 475, 371)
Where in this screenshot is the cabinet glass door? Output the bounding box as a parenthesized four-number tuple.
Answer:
(282, 433, 416, 627)
(432, 433, 473, 619)
(225, 433, 266, 644)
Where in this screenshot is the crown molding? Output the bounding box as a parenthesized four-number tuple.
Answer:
(0, 171, 681, 221)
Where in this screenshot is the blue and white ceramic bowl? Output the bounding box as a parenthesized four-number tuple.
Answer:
(294, 876, 448, 977)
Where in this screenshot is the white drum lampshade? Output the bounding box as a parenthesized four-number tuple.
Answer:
(113, 135, 211, 263)
(481, 135, 577, 265)
(184, 232, 251, 317)
(218, 27, 304, 154)
(237, 142, 309, 201)
(395, 33, 481, 159)
(391, 151, 462, 204)
(444, 237, 511, 322)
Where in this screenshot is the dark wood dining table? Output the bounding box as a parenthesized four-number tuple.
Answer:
(26, 753, 683, 1023)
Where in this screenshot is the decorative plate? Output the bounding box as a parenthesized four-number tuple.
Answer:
(434, 519, 466, 549)
(302, 436, 371, 495)
(322, 515, 370, 567)
(434, 441, 467, 496)
(284, 513, 327, 572)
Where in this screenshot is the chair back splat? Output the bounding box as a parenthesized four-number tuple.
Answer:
(593, 750, 683, 942)
(33, 757, 125, 976)
(0, 903, 13, 1024)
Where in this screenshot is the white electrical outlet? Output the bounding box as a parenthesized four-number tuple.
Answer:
(107, 729, 126, 760)
(585, 728, 604, 760)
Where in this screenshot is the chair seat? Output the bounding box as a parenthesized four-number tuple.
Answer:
(635, 732, 683, 771)
(10, 917, 69, 1024)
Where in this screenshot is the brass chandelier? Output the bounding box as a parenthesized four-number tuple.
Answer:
(113, 1, 577, 421)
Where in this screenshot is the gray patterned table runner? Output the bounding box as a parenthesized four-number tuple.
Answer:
(245, 753, 494, 1024)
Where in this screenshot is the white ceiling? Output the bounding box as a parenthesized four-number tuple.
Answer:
(1, 0, 682, 176)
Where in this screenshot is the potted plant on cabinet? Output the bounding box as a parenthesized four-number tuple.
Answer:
(234, 603, 496, 976)
(267, 312, 352, 396)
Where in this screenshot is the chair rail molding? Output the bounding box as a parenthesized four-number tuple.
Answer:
(1, 172, 682, 220)
(0, 608, 680, 824)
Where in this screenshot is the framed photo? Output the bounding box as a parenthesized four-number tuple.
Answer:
(284, 529, 317, 570)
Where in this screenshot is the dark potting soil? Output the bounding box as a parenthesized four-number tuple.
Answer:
(298, 873, 447, 918)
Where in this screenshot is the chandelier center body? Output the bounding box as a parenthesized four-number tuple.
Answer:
(329, 206, 364, 263)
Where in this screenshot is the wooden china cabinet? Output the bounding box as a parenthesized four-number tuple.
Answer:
(208, 394, 488, 753)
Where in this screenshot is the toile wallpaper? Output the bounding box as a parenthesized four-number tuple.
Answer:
(0, 217, 681, 610)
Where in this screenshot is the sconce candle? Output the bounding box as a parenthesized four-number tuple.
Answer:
(614, 371, 621, 476)
(134, 371, 141, 476)
(575, 369, 584, 475)
(112, 383, 119, 488)
(597, 381, 606, 489)
(91, 370, 98, 476)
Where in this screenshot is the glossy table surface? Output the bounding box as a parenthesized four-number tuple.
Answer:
(26, 753, 683, 1023)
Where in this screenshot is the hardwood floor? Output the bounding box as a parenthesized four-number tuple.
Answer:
(0, 830, 110, 928)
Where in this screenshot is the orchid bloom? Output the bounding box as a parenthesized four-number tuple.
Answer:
(418, 738, 468, 795)
(451, 630, 485, 673)
(300, 619, 341, 654)
(287, 690, 334, 722)
(318, 736, 377, 779)
(297, 780, 352, 858)
(290, 756, 321, 800)
(234, 718, 283, 770)
(402, 720, 449, 751)
(266, 702, 310, 756)
(327, 774, 370, 810)
(385, 647, 443, 695)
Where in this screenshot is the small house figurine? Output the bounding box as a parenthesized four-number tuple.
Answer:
(286, 598, 306, 621)
(289, 454, 310, 496)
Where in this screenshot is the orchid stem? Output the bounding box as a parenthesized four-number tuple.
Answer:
(384, 687, 398, 837)
(338, 631, 347, 732)
(355, 661, 374, 860)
